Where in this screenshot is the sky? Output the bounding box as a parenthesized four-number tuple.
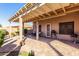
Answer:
(0, 3, 32, 27)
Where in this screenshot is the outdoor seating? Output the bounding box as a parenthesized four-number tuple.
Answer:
(31, 31, 44, 37)
(71, 33, 79, 44)
(39, 32, 44, 37)
(51, 30, 57, 39)
(31, 32, 36, 36)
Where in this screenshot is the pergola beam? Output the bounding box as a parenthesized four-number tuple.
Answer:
(25, 7, 46, 20)
(45, 4, 58, 16)
(53, 10, 58, 15)
(38, 6, 51, 17)
(59, 4, 66, 13)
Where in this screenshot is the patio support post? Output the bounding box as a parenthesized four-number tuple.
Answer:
(19, 16, 23, 41)
(23, 22, 24, 36)
(9, 21, 12, 38)
(36, 21, 39, 40)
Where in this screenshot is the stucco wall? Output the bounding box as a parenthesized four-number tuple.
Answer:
(33, 12, 79, 40)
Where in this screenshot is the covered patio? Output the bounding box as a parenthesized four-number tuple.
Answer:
(9, 3, 79, 41)
(8, 3, 79, 56)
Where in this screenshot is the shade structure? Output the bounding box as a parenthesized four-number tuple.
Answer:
(9, 3, 79, 23)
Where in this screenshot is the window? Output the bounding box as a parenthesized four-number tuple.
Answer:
(39, 25, 42, 32)
(59, 22, 74, 35)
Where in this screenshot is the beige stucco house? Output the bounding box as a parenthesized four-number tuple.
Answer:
(33, 12, 79, 40)
(9, 3, 79, 41)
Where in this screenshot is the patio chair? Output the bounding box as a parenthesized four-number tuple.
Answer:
(31, 31, 44, 37)
(39, 31, 44, 37)
(51, 30, 57, 39)
(31, 32, 36, 36)
(71, 33, 79, 44)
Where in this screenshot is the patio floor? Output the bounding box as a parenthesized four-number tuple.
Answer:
(20, 36, 79, 56)
(0, 36, 21, 56)
(0, 35, 79, 56)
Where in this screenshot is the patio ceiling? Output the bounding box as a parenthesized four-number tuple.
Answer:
(9, 3, 79, 22)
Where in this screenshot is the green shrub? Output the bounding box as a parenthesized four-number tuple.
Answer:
(5, 30, 9, 35)
(23, 28, 28, 36)
(0, 30, 6, 47)
(0, 30, 5, 39)
(0, 39, 4, 47)
(24, 28, 28, 31)
(11, 32, 16, 37)
(15, 30, 19, 35)
(0, 33, 4, 39)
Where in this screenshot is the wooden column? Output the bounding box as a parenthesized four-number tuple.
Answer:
(9, 22, 12, 38)
(19, 16, 24, 40)
(23, 22, 24, 35)
(36, 21, 39, 40)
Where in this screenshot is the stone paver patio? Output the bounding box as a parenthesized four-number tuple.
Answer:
(20, 37, 79, 56)
(0, 36, 79, 56)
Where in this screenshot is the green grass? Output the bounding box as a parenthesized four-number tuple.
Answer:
(19, 51, 35, 56)
(19, 52, 28, 56)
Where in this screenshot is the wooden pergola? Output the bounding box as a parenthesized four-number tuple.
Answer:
(9, 3, 79, 40)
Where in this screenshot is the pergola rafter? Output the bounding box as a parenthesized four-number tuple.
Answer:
(45, 4, 58, 16)
(10, 3, 79, 23)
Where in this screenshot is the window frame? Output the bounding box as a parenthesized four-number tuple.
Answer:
(59, 22, 74, 35)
